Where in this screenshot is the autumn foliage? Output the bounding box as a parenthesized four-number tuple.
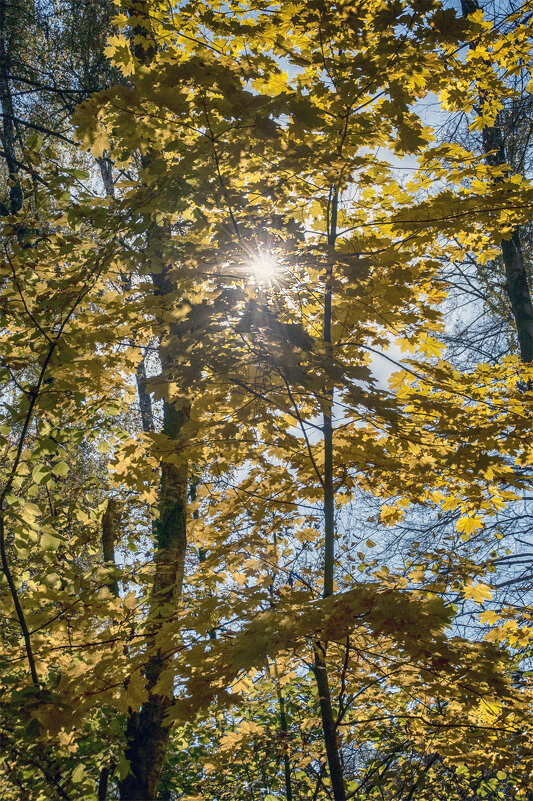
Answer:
(1, 0, 533, 799)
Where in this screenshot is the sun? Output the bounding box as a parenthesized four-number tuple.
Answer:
(248, 253, 279, 285)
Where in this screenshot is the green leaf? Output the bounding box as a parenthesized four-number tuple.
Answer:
(52, 461, 69, 477)
(41, 533, 61, 550)
(71, 765, 85, 784)
(26, 133, 43, 150)
(40, 437, 58, 454)
(32, 464, 51, 485)
(114, 755, 131, 781)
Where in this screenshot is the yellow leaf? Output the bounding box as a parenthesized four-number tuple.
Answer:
(463, 583, 492, 604)
(456, 515, 483, 535)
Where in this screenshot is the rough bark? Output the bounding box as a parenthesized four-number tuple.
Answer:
(116, 1, 189, 792)
(118, 236, 188, 801)
(120, 328, 188, 800)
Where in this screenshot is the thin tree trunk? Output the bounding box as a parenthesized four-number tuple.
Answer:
(323, 184, 337, 599)
(193, 478, 217, 641)
(276, 676, 293, 801)
(461, 0, 533, 363)
(96, 150, 156, 435)
(312, 185, 347, 801)
(313, 644, 346, 801)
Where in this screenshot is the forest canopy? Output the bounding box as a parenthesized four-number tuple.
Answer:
(1, 0, 533, 799)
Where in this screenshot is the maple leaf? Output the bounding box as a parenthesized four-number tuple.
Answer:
(463, 583, 493, 604)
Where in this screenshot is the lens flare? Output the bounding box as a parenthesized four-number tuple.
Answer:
(248, 253, 278, 285)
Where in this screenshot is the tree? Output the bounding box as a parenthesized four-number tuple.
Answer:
(1, 0, 533, 799)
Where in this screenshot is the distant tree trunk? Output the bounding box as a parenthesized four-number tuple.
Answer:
(96, 153, 115, 198)
(0, 1, 23, 214)
(461, 0, 533, 363)
(136, 354, 155, 433)
(96, 152, 155, 435)
(102, 498, 120, 598)
(482, 122, 533, 363)
(323, 187, 337, 600)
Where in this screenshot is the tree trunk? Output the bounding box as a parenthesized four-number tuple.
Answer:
(323, 187, 337, 599)
(482, 121, 533, 363)
(313, 644, 346, 801)
(0, 0, 23, 215)
(136, 355, 155, 433)
(96, 151, 155, 435)
(102, 498, 120, 598)
(97, 766, 110, 801)
(119, 395, 188, 801)
(116, 6, 189, 795)
(96, 154, 115, 198)
(461, 0, 533, 363)
(312, 186, 347, 801)
(276, 678, 293, 801)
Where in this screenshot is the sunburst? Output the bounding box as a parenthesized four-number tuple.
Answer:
(248, 252, 279, 286)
